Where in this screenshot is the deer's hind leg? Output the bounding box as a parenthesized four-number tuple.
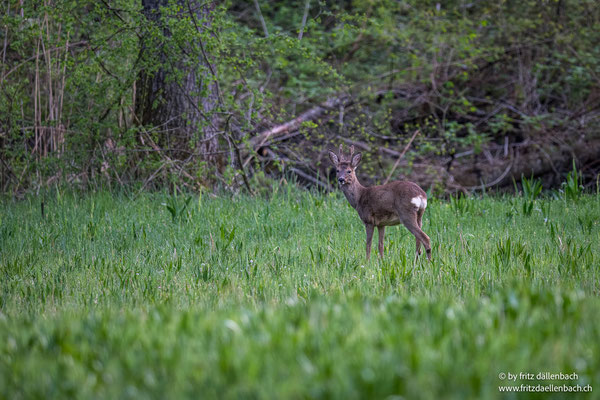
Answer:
(365, 224, 375, 260)
(417, 207, 424, 228)
(400, 211, 431, 260)
(415, 207, 425, 255)
(377, 226, 385, 257)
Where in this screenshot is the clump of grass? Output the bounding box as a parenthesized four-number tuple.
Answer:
(562, 160, 584, 201)
(163, 193, 193, 223)
(516, 174, 543, 216)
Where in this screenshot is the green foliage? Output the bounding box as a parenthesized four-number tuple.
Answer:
(520, 174, 543, 201)
(1, 190, 599, 398)
(163, 193, 193, 223)
(562, 161, 584, 202)
(449, 192, 471, 215)
(493, 237, 531, 274)
(516, 174, 543, 216)
(2, 0, 600, 191)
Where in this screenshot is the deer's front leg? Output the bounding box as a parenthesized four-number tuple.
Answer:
(377, 226, 385, 257)
(365, 224, 374, 260)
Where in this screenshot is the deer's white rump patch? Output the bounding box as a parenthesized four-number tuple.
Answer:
(411, 196, 427, 209)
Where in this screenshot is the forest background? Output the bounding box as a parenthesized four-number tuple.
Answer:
(1, 0, 599, 195)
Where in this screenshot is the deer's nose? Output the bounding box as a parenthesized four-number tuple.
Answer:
(338, 177, 345, 184)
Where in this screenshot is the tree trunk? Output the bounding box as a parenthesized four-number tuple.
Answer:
(136, 0, 219, 162)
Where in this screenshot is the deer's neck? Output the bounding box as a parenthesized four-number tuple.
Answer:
(341, 179, 365, 209)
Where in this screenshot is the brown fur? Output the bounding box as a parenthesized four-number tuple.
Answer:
(329, 145, 432, 260)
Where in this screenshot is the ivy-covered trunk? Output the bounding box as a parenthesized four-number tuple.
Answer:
(135, 0, 219, 164)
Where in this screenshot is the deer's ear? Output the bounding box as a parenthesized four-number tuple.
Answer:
(351, 152, 362, 168)
(328, 151, 339, 166)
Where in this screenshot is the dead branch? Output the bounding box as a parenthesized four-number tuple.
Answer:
(249, 95, 351, 150)
(253, 0, 269, 38)
(289, 167, 331, 191)
(383, 129, 420, 184)
(298, 0, 310, 40)
(337, 137, 402, 158)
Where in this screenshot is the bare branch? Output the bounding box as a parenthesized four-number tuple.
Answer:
(298, 0, 310, 40)
(249, 96, 351, 150)
(383, 130, 420, 185)
(253, 0, 269, 38)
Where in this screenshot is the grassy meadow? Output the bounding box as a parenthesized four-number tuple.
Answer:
(1, 185, 599, 399)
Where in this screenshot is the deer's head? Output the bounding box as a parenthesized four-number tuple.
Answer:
(329, 144, 362, 186)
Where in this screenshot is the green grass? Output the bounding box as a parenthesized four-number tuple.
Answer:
(1, 186, 599, 399)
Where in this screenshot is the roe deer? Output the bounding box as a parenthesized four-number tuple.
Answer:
(329, 144, 431, 260)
